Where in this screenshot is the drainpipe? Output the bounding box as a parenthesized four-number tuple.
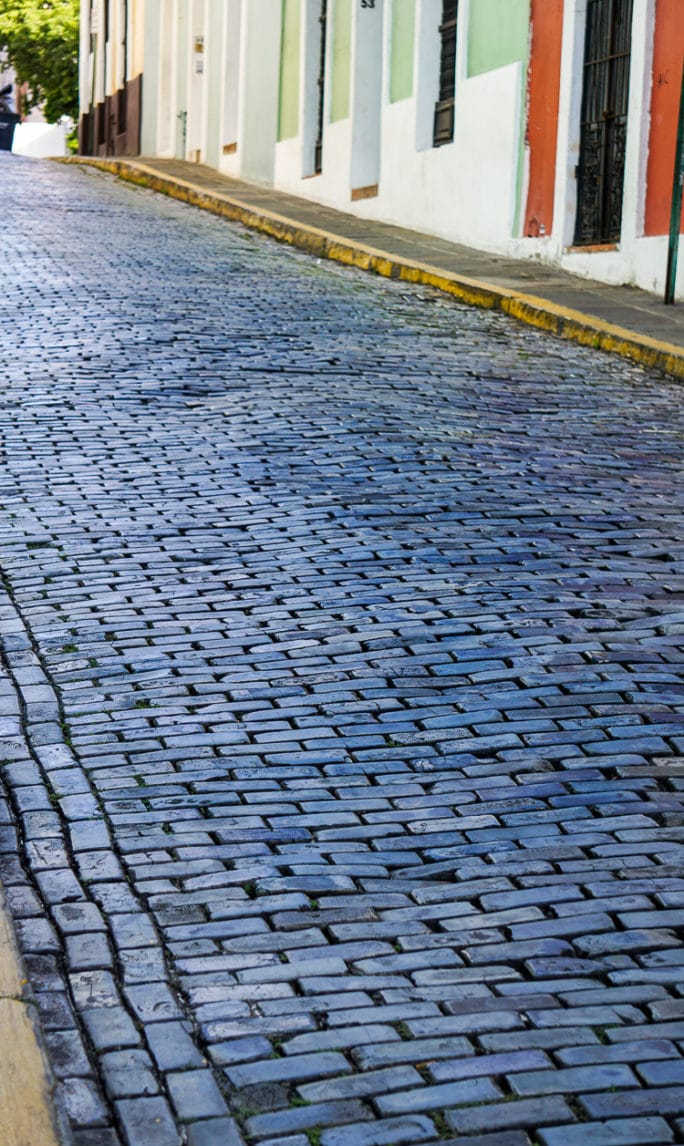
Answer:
(665, 58, 684, 305)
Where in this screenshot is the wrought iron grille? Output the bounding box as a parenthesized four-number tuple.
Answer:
(433, 0, 458, 147)
(314, 0, 328, 174)
(574, 0, 634, 245)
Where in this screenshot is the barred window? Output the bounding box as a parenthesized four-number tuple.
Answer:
(433, 0, 458, 147)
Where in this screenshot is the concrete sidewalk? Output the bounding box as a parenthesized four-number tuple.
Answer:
(0, 891, 65, 1145)
(67, 155, 684, 380)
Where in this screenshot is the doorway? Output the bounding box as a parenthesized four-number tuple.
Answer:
(574, 0, 634, 245)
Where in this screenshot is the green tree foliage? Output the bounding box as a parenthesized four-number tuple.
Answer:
(0, 1, 79, 122)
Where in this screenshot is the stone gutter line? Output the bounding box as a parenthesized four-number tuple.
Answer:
(61, 156, 684, 382)
(0, 570, 203, 1144)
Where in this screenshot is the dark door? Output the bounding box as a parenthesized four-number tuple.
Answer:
(314, 0, 328, 174)
(574, 0, 633, 245)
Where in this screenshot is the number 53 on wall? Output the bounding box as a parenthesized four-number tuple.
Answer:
(361, 1, 376, 8)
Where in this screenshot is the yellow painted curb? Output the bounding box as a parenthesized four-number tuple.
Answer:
(0, 897, 63, 1145)
(62, 157, 684, 381)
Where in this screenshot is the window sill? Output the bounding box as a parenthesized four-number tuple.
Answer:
(565, 243, 618, 254)
(351, 183, 379, 202)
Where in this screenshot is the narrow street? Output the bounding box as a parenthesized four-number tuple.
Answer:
(2, 154, 684, 1146)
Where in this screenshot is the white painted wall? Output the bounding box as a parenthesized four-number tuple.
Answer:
(156, 0, 175, 156)
(139, 0, 683, 300)
(274, 0, 522, 254)
(187, 0, 207, 160)
(204, 0, 225, 168)
(218, 0, 242, 169)
(13, 123, 67, 157)
(175, 0, 191, 158)
(236, 0, 282, 184)
(79, 1, 94, 118)
(350, 0, 384, 191)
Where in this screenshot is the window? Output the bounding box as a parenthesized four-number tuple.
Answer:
(433, 0, 458, 146)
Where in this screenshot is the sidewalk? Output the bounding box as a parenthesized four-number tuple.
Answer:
(67, 155, 684, 380)
(0, 890, 64, 1145)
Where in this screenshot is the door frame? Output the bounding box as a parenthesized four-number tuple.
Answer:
(573, 0, 635, 246)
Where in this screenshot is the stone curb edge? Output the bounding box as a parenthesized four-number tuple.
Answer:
(0, 894, 66, 1145)
(60, 156, 684, 380)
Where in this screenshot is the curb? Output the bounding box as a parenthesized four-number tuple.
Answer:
(0, 893, 65, 1145)
(63, 157, 684, 382)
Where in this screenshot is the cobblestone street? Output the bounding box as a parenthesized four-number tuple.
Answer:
(3, 154, 684, 1146)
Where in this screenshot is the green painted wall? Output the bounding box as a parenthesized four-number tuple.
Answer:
(390, 0, 415, 103)
(330, 0, 352, 123)
(467, 0, 530, 239)
(467, 0, 529, 77)
(278, 0, 301, 141)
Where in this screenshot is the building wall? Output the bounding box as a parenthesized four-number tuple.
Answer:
(133, 0, 684, 299)
(524, 0, 563, 239)
(272, 0, 525, 257)
(221, 0, 242, 159)
(331, 0, 352, 123)
(79, 0, 144, 157)
(468, 0, 530, 236)
(204, 0, 226, 167)
(644, 0, 684, 236)
(389, 0, 415, 103)
(237, 0, 283, 182)
(467, 0, 529, 76)
(279, 0, 301, 140)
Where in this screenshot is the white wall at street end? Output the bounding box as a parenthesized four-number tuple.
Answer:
(12, 123, 67, 158)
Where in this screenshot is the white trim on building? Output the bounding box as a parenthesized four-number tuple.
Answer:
(137, 0, 683, 300)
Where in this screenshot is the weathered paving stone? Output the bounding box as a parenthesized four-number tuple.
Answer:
(2, 153, 684, 1145)
(375, 1075, 501, 1114)
(225, 1051, 350, 1088)
(245, 1099, 371, 1140)
(99, 1049, 159, 1098)
(44, 1028, 94, 1078)
(509, 1062, 639, 1095)
(537, 1117, 675, 1145)
(438, 1136, 531, 1146)
(166, 1069, 229, 1121)
(71, 1131, 123, 1146)
(186, 1117, 246, 1146)
(114, 1096, 180, 1146)
(319, 1116, 437, 1146)
(296, 1063, 423, 1103)
(81, 1007, 142, 1051)
(579, 1086, 684, 1119)
(446, 1095, 575, 1134)
(59, 1077, 110, 1128)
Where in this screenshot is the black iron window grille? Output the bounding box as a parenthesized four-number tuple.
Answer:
(433, 0, 458, 147)
(314, 0, 328, 174)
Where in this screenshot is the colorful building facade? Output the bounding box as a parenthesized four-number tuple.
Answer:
(78, 0, 145, 157)
(80, 0, 684, 299)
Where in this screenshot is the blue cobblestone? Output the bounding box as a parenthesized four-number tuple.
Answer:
(2, 154, 684, 1146)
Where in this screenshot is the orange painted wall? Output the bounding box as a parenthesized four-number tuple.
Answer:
(645, 0, 684, 236)
(523, 0, 564, 238)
